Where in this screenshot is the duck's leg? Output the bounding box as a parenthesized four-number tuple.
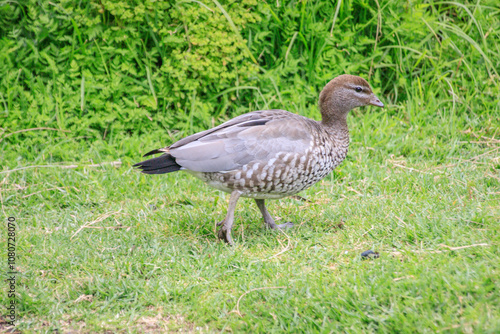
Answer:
(217, 190, 242, 245)
(255, 199, 294, 230)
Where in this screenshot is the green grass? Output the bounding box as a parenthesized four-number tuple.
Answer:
(2, 105, 499, 332)
(1, 0, 500, 332)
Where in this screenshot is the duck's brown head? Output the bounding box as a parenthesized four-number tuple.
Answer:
(319, 74, 384, 125)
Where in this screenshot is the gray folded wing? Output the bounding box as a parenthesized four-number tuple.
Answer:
(169, 110, 313, 172)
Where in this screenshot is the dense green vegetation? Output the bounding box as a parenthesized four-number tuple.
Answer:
(2, 0, 498, 163)
(1, 0, 499, 332)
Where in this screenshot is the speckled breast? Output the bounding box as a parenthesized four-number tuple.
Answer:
(193, 129, 349, 199)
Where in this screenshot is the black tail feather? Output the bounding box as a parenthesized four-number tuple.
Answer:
(143, 148, 165, 157)
(133, 154, 182, 174)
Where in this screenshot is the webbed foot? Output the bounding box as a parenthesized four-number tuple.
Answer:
(217, 219, 234, 245)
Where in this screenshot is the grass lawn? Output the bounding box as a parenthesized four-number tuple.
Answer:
(2, 105, 499, 333)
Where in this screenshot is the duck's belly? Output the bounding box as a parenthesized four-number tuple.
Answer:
(188, 149, 347, 199)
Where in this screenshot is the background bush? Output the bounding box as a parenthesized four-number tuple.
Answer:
(0, 0, 499, 165)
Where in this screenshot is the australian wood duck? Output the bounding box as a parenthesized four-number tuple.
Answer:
(134, 75, 384, 245)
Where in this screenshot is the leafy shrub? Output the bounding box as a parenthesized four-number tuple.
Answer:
(0, 0, 260, 142)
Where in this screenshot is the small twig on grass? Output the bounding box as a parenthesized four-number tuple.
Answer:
(71, 210, 123, 240)
(393, 275, 415, 282)
(438, 243, 489, 251)
(231, 286, 287, 317)
(0, 161, 122, 174)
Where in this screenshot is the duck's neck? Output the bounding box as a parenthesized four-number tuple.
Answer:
(320, 107, 350, 145)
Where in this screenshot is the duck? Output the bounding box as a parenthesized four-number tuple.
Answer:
(134, 75, 384, 245)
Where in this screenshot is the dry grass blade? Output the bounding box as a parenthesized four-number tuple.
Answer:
(439, 243, 489, 251)
(479, 135, 500, 143)
(394, 215, 408, 227)
(0, 161, 122, 174)
(346, 186, 363, 195)
(231, 286, 287, 317)
(267, 228, 292, 260)
(71, 210, 123, 240)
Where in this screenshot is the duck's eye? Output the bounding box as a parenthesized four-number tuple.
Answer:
(355, 87, 363, 92)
